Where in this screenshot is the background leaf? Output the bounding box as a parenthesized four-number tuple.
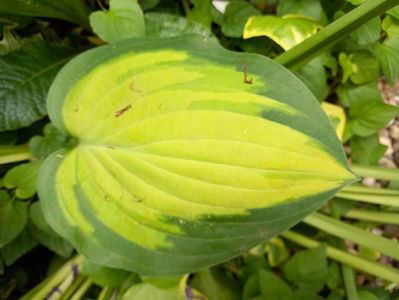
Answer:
(221, 1, 260, 38)
(350, 134, 387, 165)
(259, 269, 292, 299)
(90, 0, 145, 44)
(4, 161, 41, 199)
(0, 41, 75, 131)
(0, 191, 28, 247)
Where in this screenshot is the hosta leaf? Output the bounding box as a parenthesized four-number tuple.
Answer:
(244, 15, 322, 50)
(37, 35, 355, 275)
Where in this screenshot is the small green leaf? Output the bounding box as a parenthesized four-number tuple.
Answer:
(82, 260, 131, 287)
(0, 0, 90, 26)
(259, 269, 292, 300)
(0, 191, 28, 247)
(326, 261, 341, 290)
(191, 268, 240, 300)
(295, 56, 328, 101)
(283, 246, 328, 293)
(145, 12, 214, 40)
(138, 0, 160, 10)
(0, 26, 21, 55)
(0, 41, 75, 131)
(0, 228, 37, 265)
(349, 17, 381, 46)
(222, 1, 260, 38)
(337, 81, 380, 107)
(277, 0, 327, 23)
(375, 37, 399, 85)
(244, 15, 322, 50)
(187, 0, 213, 29)
(90, 0, 145, 44)
(382, 15, 399, 38)
(29, 124, 73, 160)
(350, 134, 387, 165)
(357, 291, 379, 300)
(4, 161, 41, 199)
(283, 290, 324, 300)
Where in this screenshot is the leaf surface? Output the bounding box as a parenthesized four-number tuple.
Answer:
(38, 35, 355, 275)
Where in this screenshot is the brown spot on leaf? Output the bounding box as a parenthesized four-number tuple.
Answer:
(115, 104, 132, 117)
(129, 82, 142, 93)
(243, 62, 253, 84)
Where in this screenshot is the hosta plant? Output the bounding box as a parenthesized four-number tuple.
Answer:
(38, 34, 355, 275)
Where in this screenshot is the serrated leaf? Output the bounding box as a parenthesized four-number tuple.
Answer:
(349, 17, 381, 46)
(283, 246, 328, 293)
(259, 269, 292, 299)
(221, 1, 261, 38)
(350, 134, 387, 165)
(0, 0, 90, 26)
(0, 191, 28, 247)
(38, 35, 354, 275)
(0, 41, 76, 131)
(90, 0, 145, 44)
(244, 15, 322, 50)
(375, 37, 399, 85)
(338, 51, 379, 85)
(4, 161, 41, 199)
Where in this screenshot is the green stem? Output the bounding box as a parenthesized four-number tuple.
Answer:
(59, 275, 85, 300)
(351, 164, 399, 181)
(280, 230, 399, 283)
(343, 185, 399, 196)
(304, 212, 399, 260)
(0, 145, 32, 164)
(344, 209, 399, 225)
(70, 279, 92, 300)
(20, 255, 85, 300)
(336, 191, 399, 207)
(275, 0, 399, 70)
(342, 265, 359, 300)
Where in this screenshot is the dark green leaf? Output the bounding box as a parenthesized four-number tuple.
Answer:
(330, 198, 357, 217)
(145, 12, 215, 40)
(4, 161, 41, 199)
(191, 268, 240, 300)
(0, 228, 37, 265)
(283, 290, 324, 300)
(357, 291, 380, 300)
(375, 37, 399, 85)
(29, 124, 72, 160)
(138, 0, 160, 10)
(187, 0, 213, 29)
(82, 260, 131, 287)
(350, 134, 387, 165)
(327, 290, 345, 300)
(0, 0, 90, 26)
(349, 17, 381, 45)
(90, 0, 145, 44)
(336, 82, 380, 107)
(277, 0, 327, 23)
(29, 202, 58, 237)
(295, 56, 329, 101)
(0, 41, 75, 131)
(0, 191, 28, 247)
(0, 27, 21, 55)
(283, 246, 328, 293)
(259, 269, 292, 300)
(222, 1, 260, 38)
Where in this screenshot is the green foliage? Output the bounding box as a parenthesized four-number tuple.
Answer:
(283, 246, 328, 292)
(0, 41, 75, 131)
(259, 269, 292, 299)
(3, 161, 41, 199)
(0, 191, 28, 247)
(82, 260, 131, 287)
(350, 134, 387, 165)
(90, 0, 145, 43)
(221, 1, 260, 38)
